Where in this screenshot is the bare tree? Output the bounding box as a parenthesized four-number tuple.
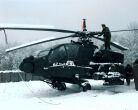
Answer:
(119, 22, 138, 64)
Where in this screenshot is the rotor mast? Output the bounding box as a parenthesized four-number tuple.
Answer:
(82, 19, 87, 32)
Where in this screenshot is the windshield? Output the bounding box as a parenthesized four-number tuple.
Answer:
(37, 49, 50, 57)
(48, 45, 67, 64)
(65, 44, 79, 59)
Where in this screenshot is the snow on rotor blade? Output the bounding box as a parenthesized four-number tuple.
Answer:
(90, 36, 128, 51)
(0, 24, 77, 33)
(111, 29, 138, 33)
(0, 24, 54, 29)
(6, 37, 54, 52)
(6, 34, 76, 52)
(111, 42, 129, 50)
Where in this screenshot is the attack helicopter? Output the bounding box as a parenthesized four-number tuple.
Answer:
(1, 19, 137, 91)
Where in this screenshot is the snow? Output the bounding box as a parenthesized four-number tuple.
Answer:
(0, 80, 138, 110)
(5, 37, 54, 52)
(0, 24, 54, 29)
(0, 70, 21, 73)
(112, 42, 129, 50)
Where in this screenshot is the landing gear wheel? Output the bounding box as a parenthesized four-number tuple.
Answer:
(43, 80, 66, 91)
(57, 82, 66, 91)
(80, 82, 91, 92)
(52, 81, 66, 91)
(85, 83, 91, 90)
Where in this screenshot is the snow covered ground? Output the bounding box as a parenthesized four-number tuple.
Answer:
(0, 80, 138, 110)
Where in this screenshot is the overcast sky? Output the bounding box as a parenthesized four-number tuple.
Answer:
(0, 0, 138, 44)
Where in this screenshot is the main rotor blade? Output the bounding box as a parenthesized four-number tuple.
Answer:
(0, 24, 77, 33)
(110, 41, 129, 50)
(6, 34, 76, 52)
(90, 36, 128, 51)
(111, 29, 138, 33)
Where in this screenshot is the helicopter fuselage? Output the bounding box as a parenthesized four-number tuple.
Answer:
(19, 42, 124, 83)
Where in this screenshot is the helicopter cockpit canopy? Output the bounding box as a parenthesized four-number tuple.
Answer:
(37, 49, 50, 58)
(48, 44, 79, 64)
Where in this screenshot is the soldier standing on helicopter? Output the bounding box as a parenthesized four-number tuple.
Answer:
(98, 24, 111, 50)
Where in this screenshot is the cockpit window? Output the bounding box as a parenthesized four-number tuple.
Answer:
(65, 44, 79, 59)
(48, 45, 67, 64)
(37, 49, 50, 57)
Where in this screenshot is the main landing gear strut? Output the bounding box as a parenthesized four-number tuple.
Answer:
(44, 80, 67, 91)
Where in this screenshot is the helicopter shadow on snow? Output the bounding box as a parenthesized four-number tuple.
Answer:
(91, 84, 124, 94)
(91, 81, 135, 95)
(30, 84, 83, 98)
(26, 81, 135, 98)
